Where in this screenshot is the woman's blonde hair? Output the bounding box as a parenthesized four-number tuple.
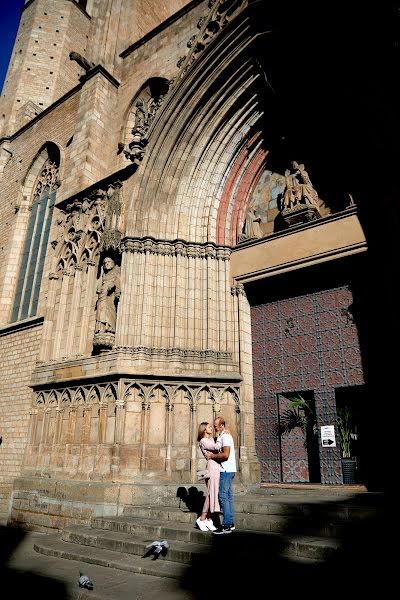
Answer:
(197, 422, 209, 442)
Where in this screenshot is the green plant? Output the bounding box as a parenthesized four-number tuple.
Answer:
(275, 394, 317, 449)
(336, 403, 357, 458)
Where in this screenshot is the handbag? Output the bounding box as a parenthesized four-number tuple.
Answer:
(197, 468, 210, 481)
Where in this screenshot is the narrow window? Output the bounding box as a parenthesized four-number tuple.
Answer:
(11, 158, 59, 321)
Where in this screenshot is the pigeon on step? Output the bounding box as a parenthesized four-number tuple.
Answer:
(78, 571, 94, 590)
(143, 540, 169, 560)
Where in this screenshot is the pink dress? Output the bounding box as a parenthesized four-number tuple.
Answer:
(199, 437, 222, 513)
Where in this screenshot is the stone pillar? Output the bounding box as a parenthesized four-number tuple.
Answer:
(53, 271, 72, 359)
(65, 265, 83, 356)
(140, 399, 150, 473)
(234, 283, 261, 483)
(39, 273, 59, 362)
(78, 260, 97, 354)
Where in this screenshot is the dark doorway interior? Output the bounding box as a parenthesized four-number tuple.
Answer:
(335, 385, 367, 484)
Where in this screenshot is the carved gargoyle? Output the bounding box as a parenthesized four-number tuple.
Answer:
(69, 51, 95, 72)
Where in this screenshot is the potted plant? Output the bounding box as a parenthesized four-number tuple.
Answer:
(336, 401, 358, 484)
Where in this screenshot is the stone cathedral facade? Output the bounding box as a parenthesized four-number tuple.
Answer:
(0, 0, 392, 528)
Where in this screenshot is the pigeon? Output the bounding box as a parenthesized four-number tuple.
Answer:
(78, 571, 94, 590)
(143, 540, 169, 560)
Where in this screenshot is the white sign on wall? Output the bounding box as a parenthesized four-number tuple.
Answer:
(320, 425, 336, 448)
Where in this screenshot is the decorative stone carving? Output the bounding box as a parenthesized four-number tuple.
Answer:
(278, 161, 321, 227)
(121, 92, 166, 163)
(96, 181, 124, 251)
(69, 51, 95, 73)
(50, 180, 123, 271)
(121, 237, 231, 260)
(175, 0, 249, 79)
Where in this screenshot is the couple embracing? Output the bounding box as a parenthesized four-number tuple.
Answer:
(196, 416, 236, 535)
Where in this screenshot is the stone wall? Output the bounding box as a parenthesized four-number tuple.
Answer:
(0, 319, 42, 513)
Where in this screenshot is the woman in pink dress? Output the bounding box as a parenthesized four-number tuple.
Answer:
(196, 422, 222, 532)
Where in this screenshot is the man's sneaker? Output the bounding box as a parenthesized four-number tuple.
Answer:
(212, 525, 232, 535)
(230, 523, 235, 531)
(196, 517, 209, 532)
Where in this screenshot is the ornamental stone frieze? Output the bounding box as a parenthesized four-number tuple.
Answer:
(121, 237, 231, 260)
(31, 380, 240, 411)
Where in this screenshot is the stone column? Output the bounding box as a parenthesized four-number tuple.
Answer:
(53, 271, 72, 359)
(79, 260, 97, 354)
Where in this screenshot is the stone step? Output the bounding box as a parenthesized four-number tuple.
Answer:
(61, 524, 210, 565)
(32, 486, 384, 584)
(35, 522, 339, 573)
(94, 508, 348, 538)
(33, 533, 187, 580)
(65, 520, 341, 562)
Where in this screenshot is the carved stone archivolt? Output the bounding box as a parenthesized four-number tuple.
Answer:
(176, 0, 249, 80)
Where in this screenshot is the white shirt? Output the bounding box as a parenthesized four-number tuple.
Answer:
(218, 430, 237, 473)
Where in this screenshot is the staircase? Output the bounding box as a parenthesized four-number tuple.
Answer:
(33, 484, 385, 595)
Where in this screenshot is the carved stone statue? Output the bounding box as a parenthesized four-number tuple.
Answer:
(292, 161, 318, 206)
(278, 161, 322, 227)
(241, 204, 263, 240)
(94, 257, 121, 336)
(281, 169, 299, 210)
(69, 51, 95, 72)
(133, 98, 149, 133)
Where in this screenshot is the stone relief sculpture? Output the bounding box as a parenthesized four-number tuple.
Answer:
(278, 161, 322, 226)
(93, 256, 121, 351)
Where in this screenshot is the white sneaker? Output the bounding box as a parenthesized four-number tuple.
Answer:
(196, 517, 209, 532)
(205, 519, 217, 531)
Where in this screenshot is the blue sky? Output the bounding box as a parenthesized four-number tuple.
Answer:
(0, 0, 26, 93)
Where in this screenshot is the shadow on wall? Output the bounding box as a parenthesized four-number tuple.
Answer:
(0, 525, 68, 598)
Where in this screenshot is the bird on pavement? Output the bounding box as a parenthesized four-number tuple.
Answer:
(78, 571, 94, 590)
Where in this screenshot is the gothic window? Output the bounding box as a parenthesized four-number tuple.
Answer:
(11, 157, 59, 322)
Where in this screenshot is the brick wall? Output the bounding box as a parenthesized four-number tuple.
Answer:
(0, 320, 43, 513)
(0, 0, 91, 137)
(0, 91, 80, 325)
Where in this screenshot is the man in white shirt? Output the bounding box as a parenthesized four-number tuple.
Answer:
(205, 416, 237, 534)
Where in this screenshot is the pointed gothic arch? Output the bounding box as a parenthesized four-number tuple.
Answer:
(11, 142, 61, 322)
(124, 5, 271, 246)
